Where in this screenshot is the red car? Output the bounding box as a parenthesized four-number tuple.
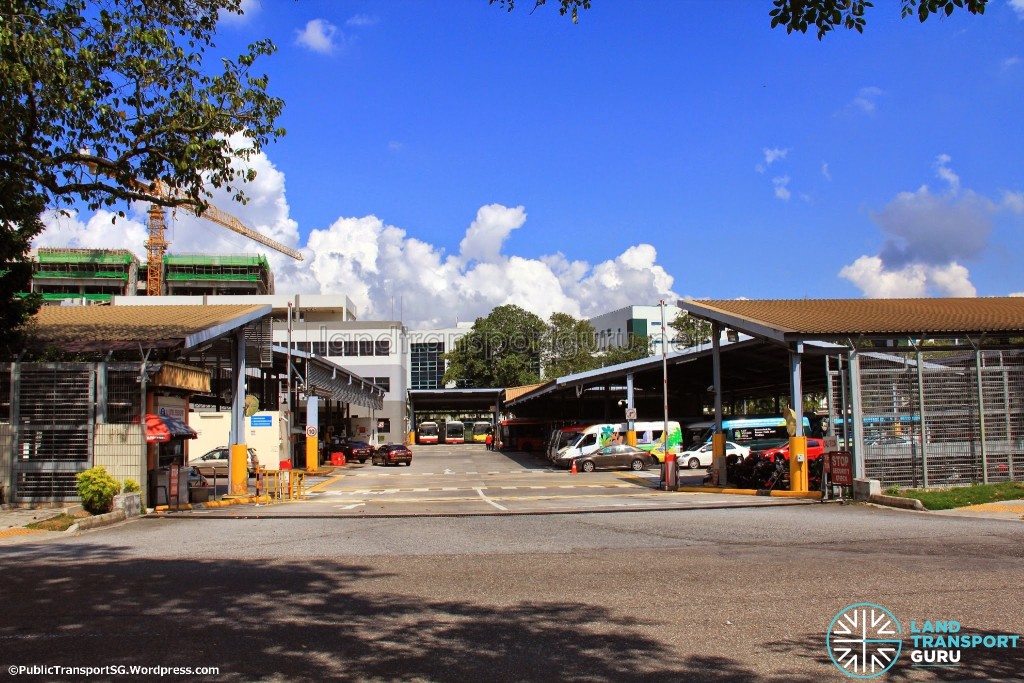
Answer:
(759, 438, 825, 462)
(372, 443, 413, 467)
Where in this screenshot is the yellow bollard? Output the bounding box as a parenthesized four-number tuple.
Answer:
(711, 433, 728, 487)
(305, 436, 318, 474)
(229, 444, 249, 496)
(789, 436, 808, 492)
(626, 430, 637, 447)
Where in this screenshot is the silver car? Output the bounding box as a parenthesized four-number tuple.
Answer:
(572, 445, 653, 473)
(189, 446, 259, 478)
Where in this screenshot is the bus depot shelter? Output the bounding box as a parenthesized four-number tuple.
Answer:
(0, 304, 382, 508)
(505, 298, 1024, 490)
(679, 297, 1024, 489)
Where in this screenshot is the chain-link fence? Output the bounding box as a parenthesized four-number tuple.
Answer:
(829, 350, 1024, 488)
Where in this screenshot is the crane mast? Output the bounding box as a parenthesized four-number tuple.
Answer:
(139, 180, 303, 296)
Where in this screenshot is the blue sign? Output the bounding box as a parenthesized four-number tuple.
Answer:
(250, 415, 273, 427)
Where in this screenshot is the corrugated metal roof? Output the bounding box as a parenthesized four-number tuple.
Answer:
(31, 304, 269, 352)
(504, 382, 550, 402)
(680, 297, 1024, 340)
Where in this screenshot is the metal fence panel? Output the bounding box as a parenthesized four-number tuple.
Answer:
(830, 350, 1024, 489)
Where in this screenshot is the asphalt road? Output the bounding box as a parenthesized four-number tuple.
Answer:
(1, 447, 1022, 682)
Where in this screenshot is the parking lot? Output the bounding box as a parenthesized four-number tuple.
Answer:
(183, 443, 812, 518)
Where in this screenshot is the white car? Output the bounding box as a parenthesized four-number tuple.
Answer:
(679, 441, 750, 469)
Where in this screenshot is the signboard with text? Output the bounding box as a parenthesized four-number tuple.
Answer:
(829, 451, 853, 486)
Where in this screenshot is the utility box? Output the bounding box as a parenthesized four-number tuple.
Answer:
(150, 466, 189, 507)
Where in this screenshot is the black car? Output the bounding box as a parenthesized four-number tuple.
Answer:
(372, 443, 413, 467)
(341, 440, 374, 464)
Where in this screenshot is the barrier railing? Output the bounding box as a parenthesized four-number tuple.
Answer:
(254, 467, 306, 505)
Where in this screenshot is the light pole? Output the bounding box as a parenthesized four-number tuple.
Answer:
(660, 300, 676, 490)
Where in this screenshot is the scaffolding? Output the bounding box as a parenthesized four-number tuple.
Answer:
(164, 254, 274, 296)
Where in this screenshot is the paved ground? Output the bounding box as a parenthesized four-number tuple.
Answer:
(1, 502, 1022, 682)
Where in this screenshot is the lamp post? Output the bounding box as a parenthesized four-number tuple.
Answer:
(660, 300, 676, 490)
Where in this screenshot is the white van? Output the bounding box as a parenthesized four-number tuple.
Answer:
(553, 421, 682, 468)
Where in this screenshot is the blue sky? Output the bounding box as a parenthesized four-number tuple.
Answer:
(39, 1, 1024, 328)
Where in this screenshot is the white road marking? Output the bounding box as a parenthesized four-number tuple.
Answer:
(335, 503, 365, 510)
(475, 487, 508, 511)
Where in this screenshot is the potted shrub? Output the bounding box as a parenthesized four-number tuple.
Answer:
(114, 478, 143, 517)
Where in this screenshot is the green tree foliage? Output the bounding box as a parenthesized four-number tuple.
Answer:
(543, 312, 598, 378)
(0, 175, 43, 355)
(669, 310, 713, 348)
(443, 304, 547, 388)
(490, 0, 989, 37)
(598, 332, 652, 368)
(1, 0, 285, 214)
(0, 0, 284, 353)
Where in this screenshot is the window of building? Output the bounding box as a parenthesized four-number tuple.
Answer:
(311, 342, 326, 356)
(369, 377, 391, 393)
(358, 340, 373, 356)
(410, 342, 444, 390)
(328, 339, 345, 356)
(377, 418, 391, 434)
(343, 341, 358, 356)
(375, 340, 391, 356)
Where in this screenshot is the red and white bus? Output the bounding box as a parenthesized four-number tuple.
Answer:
(416, 421, 439, 444)
(444, 420, 466, 444)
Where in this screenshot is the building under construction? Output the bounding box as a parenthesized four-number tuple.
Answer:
(29, 248, 139, 304)
(27, 249, 274, 301)
(163, 254, 274, 296)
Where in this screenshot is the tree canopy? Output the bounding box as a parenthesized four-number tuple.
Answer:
(443, 305, 548, 388)
(0, 0, 284, 356)
(543, 311, 598, 379)
(489, 0, 989, 37)
(669, 310, 713, 349)
(445, 306, 658, 387)
(1, 0, 285, 216)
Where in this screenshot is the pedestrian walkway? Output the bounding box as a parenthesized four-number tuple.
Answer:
(930, 498, 1024, 521)
(0, 508, 71, 543)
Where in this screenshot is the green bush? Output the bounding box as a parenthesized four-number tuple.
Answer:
(121, 478, 140, 494)
(75, 466, 120, 515)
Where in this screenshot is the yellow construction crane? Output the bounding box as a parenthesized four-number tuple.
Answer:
(141, 179, 303, 296)
(82, 160, 303, 295)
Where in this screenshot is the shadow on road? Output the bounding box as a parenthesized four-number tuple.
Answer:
(0, 543, 792, 682)
(1, 542, 1017, 682)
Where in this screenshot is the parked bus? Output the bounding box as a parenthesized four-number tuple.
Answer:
(470, 421, 492, 444)
(444, 420, 466, 444)
(496, 418, 549, 452)
(416, 421, 439, 445)
(684, 415, 811, 452)
(550, 421, 683, 467)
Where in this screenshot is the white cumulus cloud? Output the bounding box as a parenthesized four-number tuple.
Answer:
(296, 19, 339, 55)
(33, 145, 679, 330)
(837, 155, 1015, 298)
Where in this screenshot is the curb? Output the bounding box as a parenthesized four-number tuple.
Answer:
(68, 508, 128, 533)
(153, 495, 258, 512)
(869, 493, 926, 511)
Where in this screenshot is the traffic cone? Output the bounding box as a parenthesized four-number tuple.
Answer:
(570, 460, 577, 474)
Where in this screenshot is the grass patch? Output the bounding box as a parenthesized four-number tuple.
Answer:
(25, 510, 90, 532)
(889, 481, 1024, 510)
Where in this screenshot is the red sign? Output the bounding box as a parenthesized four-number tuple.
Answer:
(169, 464, 180, 505)
(830, 451, 853, 486)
